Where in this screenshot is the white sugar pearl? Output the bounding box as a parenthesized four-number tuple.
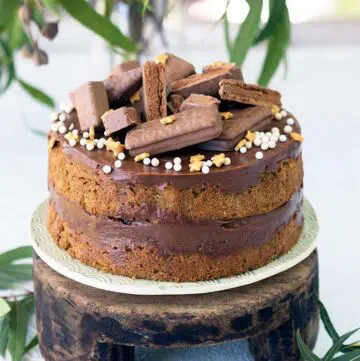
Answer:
(165, 161, 173, 170)
(173, 163, 182, 172)
(117, 152, 126, 160)
(269, 140, 276, 149)
(201, 165, 210, 174)
(173, 157, 182, 164)
(280, 110, 287, 117)
(94, 139, 99, 144)
(143, 157, 151, 166)
(50, 112, 58, 122)
(261, 142, 269, 151)
(103, 165, 112, 174)
(151, 158, 160, 167)
(59, 125, 67, 134)
(274, 112, 282, 120)
(270, 134, 278, 142)
(205, 160, 213, 167)
(263, 136, 270, 143)
(80, 138, 87, 146)
(279, 134, 287, 142)
(114, 160, 122, 168)
(271, 127, 280, 134)
(65, 104, 74, 114)
(86, 142, 94, 151)
(224, 157, 231, 166)
(104, 130, 109, 137)
(287, 118, 294, 126)
(254, 138, 262, 147)
(284, 125, 292, 134)
(59, 113, 67, 122)
(266, 132, 272, 137)
(240, 146, 247, 154)
(246, 142, 252, 149)
(97, 142, 104, 149)
(255, 151, 264, 160)
(260, 132, 266, 138)
(83, 131, 89, 139)
(51, 123, 59, 132)
(69, 139, 77, 147)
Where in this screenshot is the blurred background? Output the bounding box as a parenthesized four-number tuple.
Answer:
(1, 0, 360, 359)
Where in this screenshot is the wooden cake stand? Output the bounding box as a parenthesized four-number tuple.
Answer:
(33, 250, 319, 361)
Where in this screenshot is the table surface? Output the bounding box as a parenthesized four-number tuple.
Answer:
(1, 17, 360, 360)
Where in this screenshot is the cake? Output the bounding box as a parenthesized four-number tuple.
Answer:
(47, 54, 304, 282)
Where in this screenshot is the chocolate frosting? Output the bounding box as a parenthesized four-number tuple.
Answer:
(49, 189, 303, 256)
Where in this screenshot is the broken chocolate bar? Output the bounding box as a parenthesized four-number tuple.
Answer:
(168, 94, 184, 113)
(219, 79, 281, 107)
(110, 60, 139, 74)
(125, 104, 222, 156)
(170, 66, 235, 98)
(102, 107, 141, 135)
(71, 81, 109, 131)
(179, 94, 220, 112)
(143, 61, 167, 121)
(199, 106, 272, 151)
(203, 62, 243, 81)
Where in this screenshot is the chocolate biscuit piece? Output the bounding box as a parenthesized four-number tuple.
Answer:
(104, 67, 142, 104)
(125, 105, 222, 156)
(110, 60, 139, 74)
(219, 79, 282, 107)
(71, 81, 109, 131)
(199, 106, 272, 151)
(143, 61, 167, 121)
(203, 62, 243, 81)
(168, 94, 184, 113)
(179, 94, 220, 112)
(102, 107, 141, 135)
(170, 66, 235, 98)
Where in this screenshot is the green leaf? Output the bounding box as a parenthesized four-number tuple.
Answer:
(0, 39, 16, 93)
(333, 350, 360, 361)
(296, 330, 321, 361)
(0, 315, 9, 357)
(324, 329, 360, 361)
(0, 298, 10, 319)
(230, 0, 263, 66)
(257, 3, 290, 86)
(317, 300, 340, 342)
(7, 13, 29, 50)
(0, 265, 33, 289)
(56, 0, 137, 52)
(42, 0, 62, 17)
(223, 0, 232, 57)
(0, 246, 33, 265)
(253, 0, 286, 45)
(23, 335, 38, 355)
(104, 0, 115, 18)
(17, 78, 55, 108)
(0, 0, 20, 27)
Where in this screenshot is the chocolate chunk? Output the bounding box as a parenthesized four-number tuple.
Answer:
(157, 53, 195, 85)
(71, 81, 109, 131)
(104, 67, 142, 104)
(179, 94, 220, 112)
(102, 107, 141, 135)
(125, 105, 222, 156)
(219, 79, 282, 107)
(170, 66, 235, 98)
(110, 60, 139, 74)
(203, 62, 243, 81)
(143, 61, 167, 121)
(199, 106, 272, 151)
(168, 94, 184, 113)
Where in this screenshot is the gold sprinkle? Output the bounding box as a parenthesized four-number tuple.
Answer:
(101, 109, 113, 120)
(160, 114, 176, 125)
(211, 153, 226, 168)
(48, 136, 57, 150)
(234, 139, 247, 152)
(209, 61, 227, 67)
(245, 130, 256, 143)
(155, 53, 169, 64)
(130, 91, 140, 104)
(190, 154, 205, 163)
(272, 105, 280, 114)
(89, 126, 95, 141)
(189, 161, 203, 173)
(290, 132, 304, 142)
(65, 131, 79, 142)
(105, 137, 125, 157)
(220, 112, 233, 120)
(134, 152, 150, 162)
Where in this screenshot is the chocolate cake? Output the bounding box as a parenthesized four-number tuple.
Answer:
(47, 55, 304, 282)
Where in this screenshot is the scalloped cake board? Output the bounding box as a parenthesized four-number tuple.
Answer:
(30, 199, 318, 295)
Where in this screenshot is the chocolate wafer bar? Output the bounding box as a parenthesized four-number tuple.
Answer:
(125, 104, 222, 156)
(199, 106, 272, 151)
(219, 79, 281, 107)
(203, 62, 243, 81)
(110, 60, 139, 74)
(168, 94, 184, 113)
(102, 107, 141, 135)
(179, 94, 220, 112)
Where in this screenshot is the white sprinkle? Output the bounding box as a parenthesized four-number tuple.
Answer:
(240, 146, 247, 154)
(287, 118, 295, 126)
(224, 157, 231, 166)
(269, 140, 276, 149)
(50, 112, 58, 122)
(201, 165, 210, 174)
(279, 134, 287, 142)
(143, 157, 151, 166)
(114, 160, 122, 168)
(151, 158, 160, 167)
(274, 112, 282, 120)
(173, 163, 182, 172)
(83, 131, 89, 139)
(118, 152, 126, 160)
(86, 142, 95, 151)
(69, 139, 77, 147)
(104, 130, 109, 137)
(280, 110, 288, 117)
(271, 127, 280, 134)
(284, 125, 293, 133)
(254, 138, 262, 147)
(103, 165, 112, 174)
(255, 151, 264, 160)
(246, 142, 252, 149)
(59, 125, 67, 134)
(51, 123, 60, 132)
(261, 142, 269, 151)
(59, 113, 67, 122)
(68, 124, 74, 131)
(80, 138, 87, 146)
(73, 129, 79, 135)
(173, 157, 182, 164)
(97, 142, 104, 149)
(203, 160, 211, 167)
(165, 161, 173, 170)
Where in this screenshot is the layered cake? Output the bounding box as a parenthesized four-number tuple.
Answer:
(48, 55, 304, 282)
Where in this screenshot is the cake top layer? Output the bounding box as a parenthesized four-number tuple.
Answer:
(48, 54, 303, 187)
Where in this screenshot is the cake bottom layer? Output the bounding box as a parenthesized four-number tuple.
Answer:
(48, 206, 303, 282)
